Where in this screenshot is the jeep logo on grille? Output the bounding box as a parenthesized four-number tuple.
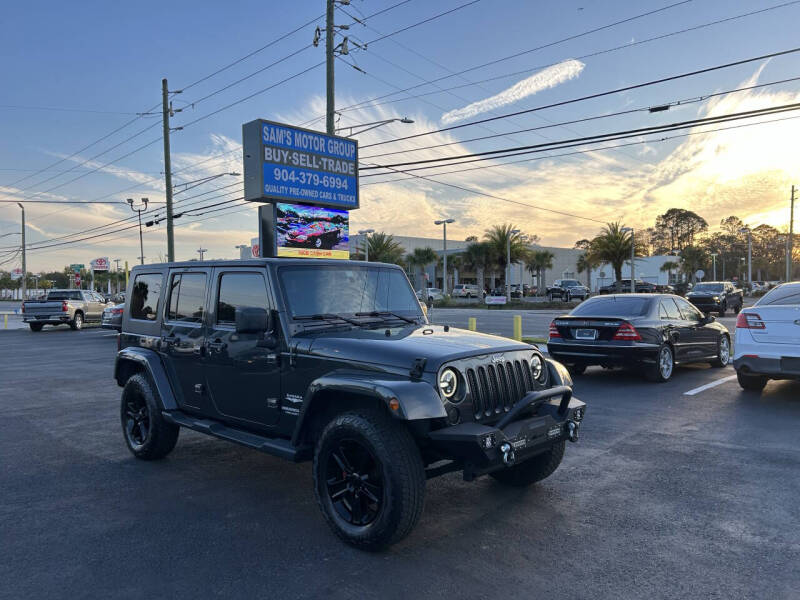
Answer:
(491, 354, 506, 364)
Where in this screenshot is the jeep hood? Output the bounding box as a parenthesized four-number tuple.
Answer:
(302, 325, 533, 372)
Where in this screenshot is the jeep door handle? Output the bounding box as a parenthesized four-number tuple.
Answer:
(207, 340, 227, 352)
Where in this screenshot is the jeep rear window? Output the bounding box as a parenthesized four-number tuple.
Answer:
(279, 265, 422, 318)
(570, 296, 651, 317)
(130, 273, 162, 321)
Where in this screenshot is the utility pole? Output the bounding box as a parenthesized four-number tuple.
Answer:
(326, 0, 335, 134)
(128, 198, 148, 265)
(17, 203, 26, 301)
(788, 185, 796, 281)
(197, 247, 207, 261)
(435, 219, 455, 296)
(161, 78, 176, 262)
(622, 227, 635, 292)
(113, 259, 121, 294)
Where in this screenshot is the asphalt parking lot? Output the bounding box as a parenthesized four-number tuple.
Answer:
(2, 326, 799, 599)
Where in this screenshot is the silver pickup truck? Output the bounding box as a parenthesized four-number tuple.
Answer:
(22, 289, 108, 331)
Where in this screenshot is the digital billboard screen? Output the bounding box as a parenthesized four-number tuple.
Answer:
(275, 203, 349, 259)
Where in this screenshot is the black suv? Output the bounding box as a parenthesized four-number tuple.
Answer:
(686, 281, 743, 316)
(114, 259, 585, 549)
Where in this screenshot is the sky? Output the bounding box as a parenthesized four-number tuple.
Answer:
(1, 0, 799, 272)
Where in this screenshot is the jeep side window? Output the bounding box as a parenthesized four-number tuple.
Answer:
(130, 273, 162, 321)
(166, 273, 207, 323)
(216, 272, 269, 325)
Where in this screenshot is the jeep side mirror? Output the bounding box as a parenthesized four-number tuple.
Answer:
(235, 306, 268, 334)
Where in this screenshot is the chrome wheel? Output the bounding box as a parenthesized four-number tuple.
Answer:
(659, 346, 674, 380)
(719, 336, 730, 365)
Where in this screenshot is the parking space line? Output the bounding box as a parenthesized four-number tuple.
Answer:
(684, 375, 737, 396)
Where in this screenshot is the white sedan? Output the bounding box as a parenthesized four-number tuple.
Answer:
(733, 282, 800, 390)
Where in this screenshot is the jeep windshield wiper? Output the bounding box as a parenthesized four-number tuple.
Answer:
(295, 313, 365, 326)
(355, 311, 416, 324)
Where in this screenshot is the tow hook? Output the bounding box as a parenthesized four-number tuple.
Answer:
(567, 420, 580, 443)
(500, 442, 516, 466)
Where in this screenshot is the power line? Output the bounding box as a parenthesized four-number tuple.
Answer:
(362, 0, 483, 46)
(359, 102, 800, 173)
(324, 0, 800, 119)
(360, 45, 800, 149)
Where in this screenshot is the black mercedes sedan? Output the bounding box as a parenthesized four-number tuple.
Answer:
(547, 294, 731, 382)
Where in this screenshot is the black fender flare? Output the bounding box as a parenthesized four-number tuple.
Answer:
(114, 347, 178, 410)
(545, 357, 574, 389)
(291, 370, 446, 446)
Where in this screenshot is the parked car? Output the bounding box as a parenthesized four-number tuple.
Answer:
(114, 259, 586, 549)
(101, 303, 124, 331)
(547, 293, 730, 382)
(653, 283, 675, 293)
(733, 282, 800, 391)
(598, 279, 656, 294)
(21, 289, 108, 331)
(686, 281, 743, 316)
(452, 283, 482, 298)
(510, 284, 523, 299)
(416, 287, 444, 301)
(546, 279, 589, 302)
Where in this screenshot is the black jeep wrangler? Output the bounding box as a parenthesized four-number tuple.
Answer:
(114, 259, 585, 549)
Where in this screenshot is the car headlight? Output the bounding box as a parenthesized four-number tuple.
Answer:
(438, 368, 458, 400)
(712, 296, 719, 301)
(531, 354, 547, 383)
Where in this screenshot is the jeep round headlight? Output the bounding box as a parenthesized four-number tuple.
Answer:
(531, 354, 545, 382)
(438, 368, 458, 400)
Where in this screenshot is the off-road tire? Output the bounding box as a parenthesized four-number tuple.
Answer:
(737, 370, 768, 391)
(711, 334, 730, 368)
(29, 323, 43, 332)
(313, 409, 425, 551)
(564, 292, 571, 302)
(121, 373, 179, 460)
(69, 312, 83, 330)
(646, 344, 674, 383)
(490, 440, 565, 487)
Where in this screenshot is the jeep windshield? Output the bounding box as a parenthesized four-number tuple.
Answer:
(279, 264, 424, 324)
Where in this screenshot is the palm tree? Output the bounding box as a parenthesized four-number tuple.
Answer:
(588, 222, 643, 283)
(483, 224, 529, 288)
(526, 250, 554, 295)
(678, 246, 708, 284)
(365, 232, 405, 265)
(660, 260, 680, 285)
(461, 241, 493, 291)
(576, 252, 599, 289)
(406, 246, 438, 288)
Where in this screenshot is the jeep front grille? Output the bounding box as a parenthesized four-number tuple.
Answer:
(466, 359, 536, 420)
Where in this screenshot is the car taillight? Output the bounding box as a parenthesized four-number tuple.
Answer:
(612, 322, 641, 341)
(62, 301, 69, 312)
(112, 308, 123, 315)
(736, 312, 765, 329)
(548, 321, 562, 338)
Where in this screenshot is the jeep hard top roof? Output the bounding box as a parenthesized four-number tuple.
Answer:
(130, 258, 405, 270)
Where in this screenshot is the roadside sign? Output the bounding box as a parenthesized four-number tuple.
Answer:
(90, 257, 109, 271)
(485, 295, 507, 305)
(74, 274, 82, 286)
(70, 263, 84, 273)
(695, 269, 705, 280)
(10, 268, 23, 280)
(242, 119, 358, 210)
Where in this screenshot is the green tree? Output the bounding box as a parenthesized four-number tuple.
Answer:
(461, 241, 494, 291)
(654, 208, 709, 251)
(406, 246, 438, 288)
(526, 250, 554, 295)
(483, 224, 529, 287)
(365, 232, 405, 265)
(660, 260, 680, 284)
(576, 253, 599, 289)
(679, 246, 709, 284)
(588, 222, 644, 283)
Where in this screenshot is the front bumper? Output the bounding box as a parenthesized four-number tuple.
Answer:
(427, 386, 585, 480)
(688, 299, 723, 312)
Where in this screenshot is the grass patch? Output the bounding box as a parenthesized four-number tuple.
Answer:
(522, 336, 548, 344)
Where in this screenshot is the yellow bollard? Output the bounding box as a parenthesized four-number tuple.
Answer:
(3, 314, 7, 329)
(468, 317, 476, 331)
(513, 315, 522, 341)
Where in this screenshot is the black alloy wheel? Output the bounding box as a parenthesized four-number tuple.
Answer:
(124, 392, 150, 450)
(325, 439, 384, 527)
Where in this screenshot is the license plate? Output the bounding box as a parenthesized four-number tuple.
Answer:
(780, 357, 800, 373)
(575, 328, 597, 340)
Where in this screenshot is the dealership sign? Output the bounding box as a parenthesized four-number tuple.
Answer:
(70, 263, 84, 273)
(10, 268, 23, 280)
(242, 120, 358, 210)
(90, 257, 109, 271)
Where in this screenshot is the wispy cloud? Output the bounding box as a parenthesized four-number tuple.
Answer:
(441, 59, 585, 124)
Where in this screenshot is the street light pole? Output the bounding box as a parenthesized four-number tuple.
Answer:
(740, 227, 752, 288)
(127, 198, 149, 265)
(710, 253, 718, 281)
(113, 259, 121, 294)
(17, 203, 26, 301)
(505, 228, 521, 301)
(358, 229, 374, 261)
(434, 219, 455, 296)
(622, 227, 635, 292)
(197, 247, 207, 261)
